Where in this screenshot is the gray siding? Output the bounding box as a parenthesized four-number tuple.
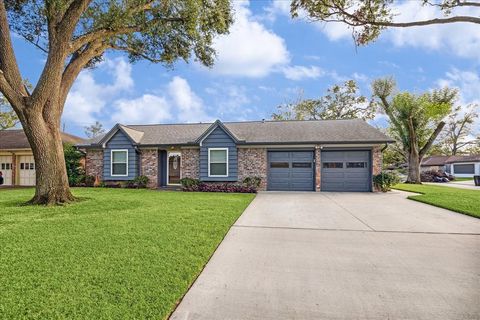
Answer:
(200, 126, 237, 181)
(104, 130, 138, 181)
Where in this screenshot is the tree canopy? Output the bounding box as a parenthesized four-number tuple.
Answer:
(372, 78, 457, 183)
(0, 0, 233, 204)
(272, 80, 374, 121)
(291, 0, 480, 45)
(0, 94, 18, 130)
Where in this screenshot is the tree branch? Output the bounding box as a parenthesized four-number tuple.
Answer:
(0, 70, 23, 108)
(0, 0, 27, 101)
(59, 41, 108, 109)
(420, 121, 446, 158)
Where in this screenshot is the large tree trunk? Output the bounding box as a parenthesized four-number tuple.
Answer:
(21, 107, 75, 205)
(406, 147, 422, 184)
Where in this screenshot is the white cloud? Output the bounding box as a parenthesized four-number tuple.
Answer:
(63, 57, 133, 126)
(167, 76, 210, 122)
(211, 0, 290, 77)
(111, 95, 171, 124)
(282, 65, 324, 81)
(436, 68, 480, 133)
(205, 83, 253, 119)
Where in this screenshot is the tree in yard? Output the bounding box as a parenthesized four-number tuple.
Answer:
(84, 120, 105, 139)
(372, 78, 457, 184)
(435, 105, 479, 155)
(0, 0, 232, 204)
(291, 0, 480, 46)
(0, 94, 18, 130)
(272, 80, 375, 121)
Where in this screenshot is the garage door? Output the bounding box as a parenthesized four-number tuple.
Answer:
(268, 151, 314, 191)
(19, 155, 36, 186)
(0, 156, 13, 186)
(321, 150, 371, 192)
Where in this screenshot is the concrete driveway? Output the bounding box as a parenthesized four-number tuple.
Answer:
(171, 191, 480, 320)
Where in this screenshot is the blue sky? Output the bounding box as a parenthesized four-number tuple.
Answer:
(11, 0, 480, 137)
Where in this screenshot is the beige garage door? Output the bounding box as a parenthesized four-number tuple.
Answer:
(19, 155, 36, 186)
(0, 155, 13, 186)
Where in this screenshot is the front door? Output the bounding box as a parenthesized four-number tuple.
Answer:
(0, 156, 13, 186)
(168, 152, 181, 184)
(19, 155, 36, 186)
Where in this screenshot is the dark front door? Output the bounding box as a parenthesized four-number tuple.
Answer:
(267, 151, 314, 191)
(321, 150, 371, 192)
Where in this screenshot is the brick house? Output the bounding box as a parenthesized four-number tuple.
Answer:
(79, 119, 394, 192)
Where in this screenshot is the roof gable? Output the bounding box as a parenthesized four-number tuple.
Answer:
(195, 120, 243, 146)
(97, 124, 144, 147)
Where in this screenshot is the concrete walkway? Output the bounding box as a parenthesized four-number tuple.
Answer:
(170, 192, 480, 320)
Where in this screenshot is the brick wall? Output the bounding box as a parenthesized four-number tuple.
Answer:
(140, 149, 158, 188)
(372, 146, 383, 176)
(85, 149, 103, 180)
(237, 148, 268, 191)
(181, 148, 200, 179)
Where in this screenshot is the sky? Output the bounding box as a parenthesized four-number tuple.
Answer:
(10, 0, 480, 138)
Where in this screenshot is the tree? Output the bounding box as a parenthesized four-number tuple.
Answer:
(84, 121, 105, 139)
(291, 0, 480, 46)
(372, 78, 457, 184)
(0, 94, 18, 130)
(272, 80, 374, 121)
(436, 105, 479, 155)
(0, 0, 232, 204)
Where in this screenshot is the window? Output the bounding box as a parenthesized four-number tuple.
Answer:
(270, 162, 289, 168)
(208, 148, 228, 177)
(20, 163, 25, 170)
(323, 162, 343, 169)
(346, 162, 367, 168)
(292, 162, 312, 168)
(111, 150, 128, 176)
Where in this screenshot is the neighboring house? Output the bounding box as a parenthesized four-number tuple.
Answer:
(0, 129, 85, 186)
(79, 119, 394, 192)
(421, 155, 480, 177)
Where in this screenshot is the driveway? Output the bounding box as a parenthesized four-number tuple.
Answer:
(426, 180, 479, 191)
(171, 191, 480, 320)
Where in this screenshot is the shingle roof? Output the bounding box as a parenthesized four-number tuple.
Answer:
(81, 119, 394, 147)
(421, 155, 450, 166)
(445, 154, 480, 164)
(422, 154, 480, 166)
(0, 129, 85, 150)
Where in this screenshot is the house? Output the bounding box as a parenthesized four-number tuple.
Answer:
(421, 155, 480, 177)
(0, 129, 85, 186)
(79, 119, 394, 192)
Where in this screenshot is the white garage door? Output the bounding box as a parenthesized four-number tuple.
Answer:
(0, 156, 13, 186)
(19, 155, 36, 186)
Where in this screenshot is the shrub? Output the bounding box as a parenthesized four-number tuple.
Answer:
(242, 176, 262, 188)
(180, 178, 202, 191)
(64, 143, 84, 186)
(373, 171, 400, 192)
(197, 183, 256, 193)
(84, 175, 95, 187)
(133, 175, 149, 188)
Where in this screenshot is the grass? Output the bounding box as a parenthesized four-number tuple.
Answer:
(452, 177, 474, 182)
(393, 183, 480, 219)
(0, 188, 255, 319)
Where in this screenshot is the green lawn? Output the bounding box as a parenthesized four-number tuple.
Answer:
(393, 183, 480, 219)
(0, 188, 255, 319)
(453, 177, 474, 182)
